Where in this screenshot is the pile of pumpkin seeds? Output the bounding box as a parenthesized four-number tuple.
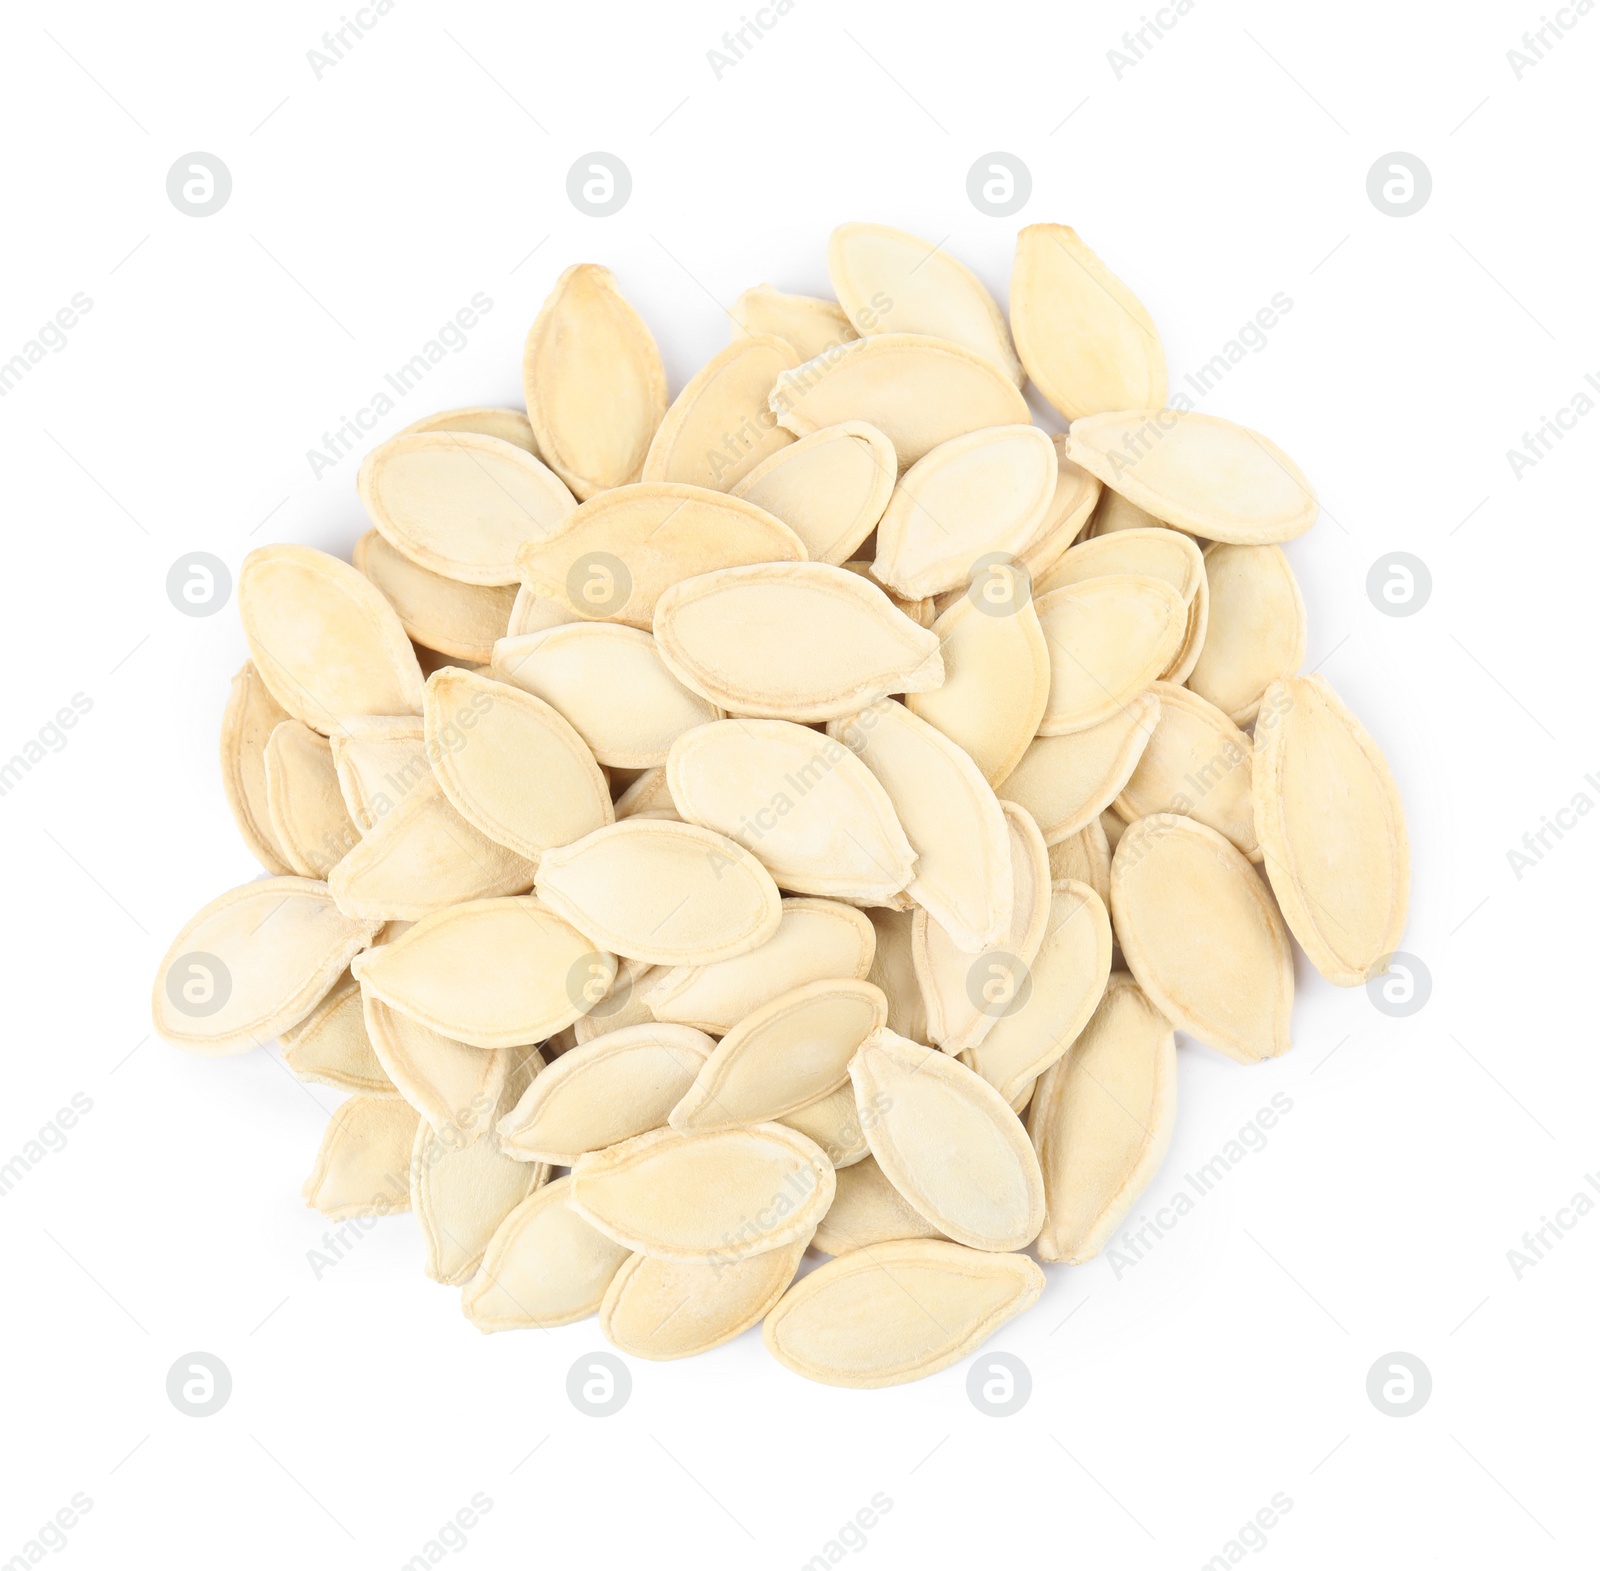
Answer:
(153, 221, 1408, 1388)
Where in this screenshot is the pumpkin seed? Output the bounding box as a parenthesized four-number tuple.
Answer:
(351, 895, 611, 1048)
(302, 1095, 419, 1219)
(1187, 544, 1307, 723)
(153, 877, 381, 1054)
(643, 334, 800, 490)
(771, 333, 1031, 469)
(1028, 972, 1176, 1263)
(1253, 676, 1409, 987)
(1010, 224, 1166, 419)
(1036, 525, 1204, 605)
(1046, 817, 1112, 905)
(763, 1238, 1043, 1388)
(1015, 437, 1103, 579)
(515, 482, 805, 630)
(1102, 809, 1129, 852)
(263, 720, 358, 879)
(281, 974, 397, 1094)
(523, 263, 667, 500)
(573, 964, 661, 1043)
(811, 1156, 947, 1256)
(238, 544, 424, 733)
(535, 819, 782, 966)
(398, 405, 538, 455)
(354, 528, 518, 661)
(461, 1176, 631, 1330)
(865, 908, 928, 1044)
(828, 223, 1021, 382)
(1067, 410, 1318, 543)
(497, 1021, 715, 1164)
(1111, 814, 1292, 1062)
(569, 1123, 835, 1264)
(778, 1082, 872, 1168)
(849, 1028, 1044, 1251)
(327, 715, 428, 833)
(654, 563, 943, 722)
(959, 880, 1112, 1104)
(873, 424, 1058, 598)
(731, 284, 855, 360)
(1088, 487, 1166, 536)
(490, 623, 719, 769)
(506, 582, 574, 637)
(600, 1236, 809, 1360)
(670, 979, 888, 1132)
(842, 560, 938, 627)
(646, 896, 876, 1034)
(361, 989, 509, 1148)
(219, 662, 292, 873)
(614, 765, 680, 822)
(730, 422, 896, 565)
(999, 693, 1158, 846)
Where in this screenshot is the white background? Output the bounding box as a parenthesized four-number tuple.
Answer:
(1, 0, 1595, 1566)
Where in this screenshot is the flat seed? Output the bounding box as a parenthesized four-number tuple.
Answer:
(515, 482, 805, 630)
(670, 979, 888, 1132)
(282, 974, 397, 1095)
(812, 1156, 948, 1256)
(1010, 224, 1166, 419)
(646, 896, 876, 1034)
(873, 424, 1058, 598)
(850, 1028, 1044, 1251)
(905, 562, 1049, 786)
(397, 405, 538, 455)
(643, 334, 800, 490)
(523, 263, 668, 500)
(1036, 525, 1205, 605)
(828, 223, 1021, 382)
(1111, 814, 1293, 1062)
(238, 544, 424, 733)
(655, 563, 943, 722)
(1028, 973, 1176, 1263)
(153, 877, 381, 1055)
(865, 908, 927, 1044)
(763, 1238, 1043, 1388)
(614, 765, 680, 822)
(731, 284, 855, 360)
(1068, 410, 1317, 543)
(1015, 437, 1103, 579)
(778, 1082, 872, 1168)
(496, 1021, 715, 1165)
(1089, 487, 1166, 536)
(569, 1123, 835, 1264)
(1103, 809, 1129, 851)
(302, 1095, 419, 1219)
(1035, 575, 1188, 734)
(730, 421, 897, 565)
(491, 624, 719, 768)
(1253, 676, 1409, 986)
(770, 333, 1031, 469)
(536, 819, 782, 966)
(829, 701, 1011, 953)
(573, 965, 661, 1043)
(412, 1113, 548, 1285)
(361, 988, 508, 1148)
(461, 1177, 631, 1330)
(354, 528, 518, 661)
(1187, 544, 1307, 723)
(423, 667, 612, 862)
(843, 560, 937, 627)
(666, 718, 915, 903)
(913, 803, 1050, 1056)
(219, 662, 292, 873)
(959, 880, 1112, 1104)
(264, 720, 358, 878)
(350, 895, 612, 1048)
(600, 1237, 809, 1360)
(327, 715, 427, 833)
(1046, 817, 1112, 905)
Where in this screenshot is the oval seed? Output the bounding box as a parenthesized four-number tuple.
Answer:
(490, 623, 719, 769)
(496, 1022, 715, 1165)
(1253, 676, 1409, 986)
(1187, 543, 1307, 723)
(999, 696, 1158, 854)
(731, 284, 855, 361)
(642, 334, 800, 490)
(1010, 223, 1166, 419)
(264, 720, 358, 879)
(569, 1123, 835, 1264)
(670, 979, 888, 1132)
(1046, 817, 1112, 906)
(654, 563, 943, 722)
(302, 1095, 419, 1219)
(219, 662, 292, 873)
(873, 424, 1058, 598)
(361, 989, 508, 1148)
(763, 1238, 1043, 1388)
(152, 877, 381, 1055)
(515, 482, 805, 630)
(828, 223, 1021, 382)
(811, 1156, 947, 1257)
(1029, 973, 1176, 1264)
(522, 263, 667, 500)
(354, 528, 518, 662)
(506, 582, 574, 638)
(614, 765, 680, 822)
(646, 897, 876, 1034)
(1035, 525, 1205, 605)
(282, 975, 397, 1095)
(865, 908, 927, 1044)
(778, 1082, 871, 1168)
(462, 1177, 631, 1331)
(398, 405, 538, 455)
(1089, 487, 1165, 536)
(666, 718, 915, 904)
(412, 1116, 547, 1285)
(327, 715, 427, 833)
(1015, 438, 1103, 579)
(573, 966, 660, 1044)
(1067, 410, 1318, 543)
(351, 895, 612, 1049)
(238, 544, 424, 732)
(1111, 814, 1293, 1062)
(730, 421, 897, 565)
(770, 333, 1031, 469)
(535, 819, 782, 966)
(850, 1028, 1044, 1251)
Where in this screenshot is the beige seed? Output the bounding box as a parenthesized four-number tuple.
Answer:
(282, 974, 397, 1095)
(218, 662, 292, 873)
(1047, 817, 1113, 905)
(326, 715, 428, 833)
(353, 528, 518, 662)
(811, 1156, 947, 1256)
(1035, 524, 1205, 605)
(613, 765, 681, 822)
(360, 989, 508, 1148)
(302, 1095, 419, 1219)
(864, 908, 928, 1044)
(263, 720, 358, 879)
(397, 405, 539, 455)
(1088, 486, 1167, 537)
(730, 284, 855, 361)
(1187, 544, 1307, 724)
(505, 582, 575, 638)
(778, 1082, 872, 1168)
(1015, 437, 1103, 579)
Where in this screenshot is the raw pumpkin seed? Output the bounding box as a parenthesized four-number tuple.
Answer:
(1187, 544, 1307, 724)
(614, 765, 681, 822)
(865, 908, 928, 1044)
(731, 284, 855, 361)
(360, 989, 508, 1148)
(1088, 487, 1168, 537)
(1046, 817, 1112, 905)
(506, 582, 575, 638)
(354, 528, 518, 661)
(778, 1081, 872, 1168)
(302, 1095, 419, 1219)
(282, 974, 397, 1095)
(327, 715, 428, 834)
(811, 1156, 947, 1256)
(398, 405, 538, 454)
(219, 662, 292, 873)
(264, 720, 358, 879)
(1015, 437, 1103, 579)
